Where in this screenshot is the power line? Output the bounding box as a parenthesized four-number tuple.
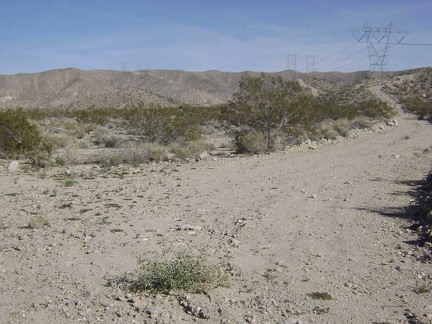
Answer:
(393, 43, 432, 46)
(305, 55, 316, 72)
(286, 54, 297, 80)
(330, 55, 369, 72)
(315, 41, 359, 66)
(317, 47, 368, 71)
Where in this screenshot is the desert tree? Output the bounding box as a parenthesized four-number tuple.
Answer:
(222, 73, 306, 151)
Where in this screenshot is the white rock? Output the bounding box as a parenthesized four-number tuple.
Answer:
(7, 160, 19, 172)
(198, 151, 210, 161)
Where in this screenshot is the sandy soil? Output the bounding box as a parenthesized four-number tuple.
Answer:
(1, 107, 432, 323)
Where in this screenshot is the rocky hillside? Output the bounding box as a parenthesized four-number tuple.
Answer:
(0, 68, 429, 109)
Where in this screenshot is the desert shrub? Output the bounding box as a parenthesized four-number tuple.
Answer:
(121, 146, 149, 166)
(235, 131, 268, 154)
(352, 116, 374, 129)
(108, 154, 123, 166)
(222, 73, 307, 150)
(92, 127, 120, 148)
(124, 104, 204, 144)
(319, 126, 339, 140)
(167, 141, 215, 160)
(185, 141, 215, 155)
(333, 119, 351, 137)
(73, 107, 117, 125)
(75, 122, 98, 139)
(121, 143, 167, 166)
(0, 108, 52, 165)
(403, 98, 432, 122)
(147, 145, 167, 162)
(103, 135, 120, 148)
(53, 156, 67, 166)
(130, 253, 229, 294)
(168, 142, 190, 160)
(356, 99, 396, 119)
(64, 148, 81, 165)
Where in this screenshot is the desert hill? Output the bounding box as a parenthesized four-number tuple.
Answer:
(1, 67, 428, 109)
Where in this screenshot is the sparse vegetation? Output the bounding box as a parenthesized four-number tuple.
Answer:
(0, 70, 402, 168)
(129, 253, 229, 295)
(221, 73, 395, 152)
(28, 216, 50, 229)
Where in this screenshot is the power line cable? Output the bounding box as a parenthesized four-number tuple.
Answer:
(330, 55, 369, 71)
(393, 43, 432, 46)
(317, 47, 368, 71)
(315, 41, 359, 65)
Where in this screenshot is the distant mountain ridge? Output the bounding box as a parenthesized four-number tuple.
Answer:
(0, 68, 425, 109)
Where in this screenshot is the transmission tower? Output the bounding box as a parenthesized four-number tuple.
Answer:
(305, 55, 316, 73)
(353, 23, 406, 77)
(287, 54, 297, 80)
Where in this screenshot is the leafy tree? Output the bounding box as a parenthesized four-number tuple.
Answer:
(222, 73, 306, 150)
(0, 108, 52, 165)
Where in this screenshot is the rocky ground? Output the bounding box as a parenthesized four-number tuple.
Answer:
(1, 106, 432, 323)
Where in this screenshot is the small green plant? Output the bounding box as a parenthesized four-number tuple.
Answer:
(64, 179, 78, 187)
(414, 281, 431, 294)
(130, 253, 229, 294)
(312, 306, 330, 314)
(307, 292, 333, 300)
(261, 268, 278, 281)
(54, 156, 67, 166)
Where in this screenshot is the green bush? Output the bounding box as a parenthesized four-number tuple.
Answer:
(130, 253, 229, 294)
(0, 108, 52, 165)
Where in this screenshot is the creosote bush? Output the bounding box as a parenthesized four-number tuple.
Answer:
(130, 253, 229, 294)
(0, 108, 52, 166)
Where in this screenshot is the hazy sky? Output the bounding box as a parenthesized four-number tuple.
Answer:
(0, 0, 430, 74)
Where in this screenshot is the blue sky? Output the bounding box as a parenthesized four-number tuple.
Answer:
(0, 0, 430, 74)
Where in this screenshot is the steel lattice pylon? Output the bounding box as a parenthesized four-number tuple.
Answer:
(353, 23, 406, 77)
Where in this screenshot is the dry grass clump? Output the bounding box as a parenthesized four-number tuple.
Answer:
(120, 142, 167, 166)
(235, 131, 268, 154)
(28, 216, 50, 229)
(45, 133, 73, 149)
